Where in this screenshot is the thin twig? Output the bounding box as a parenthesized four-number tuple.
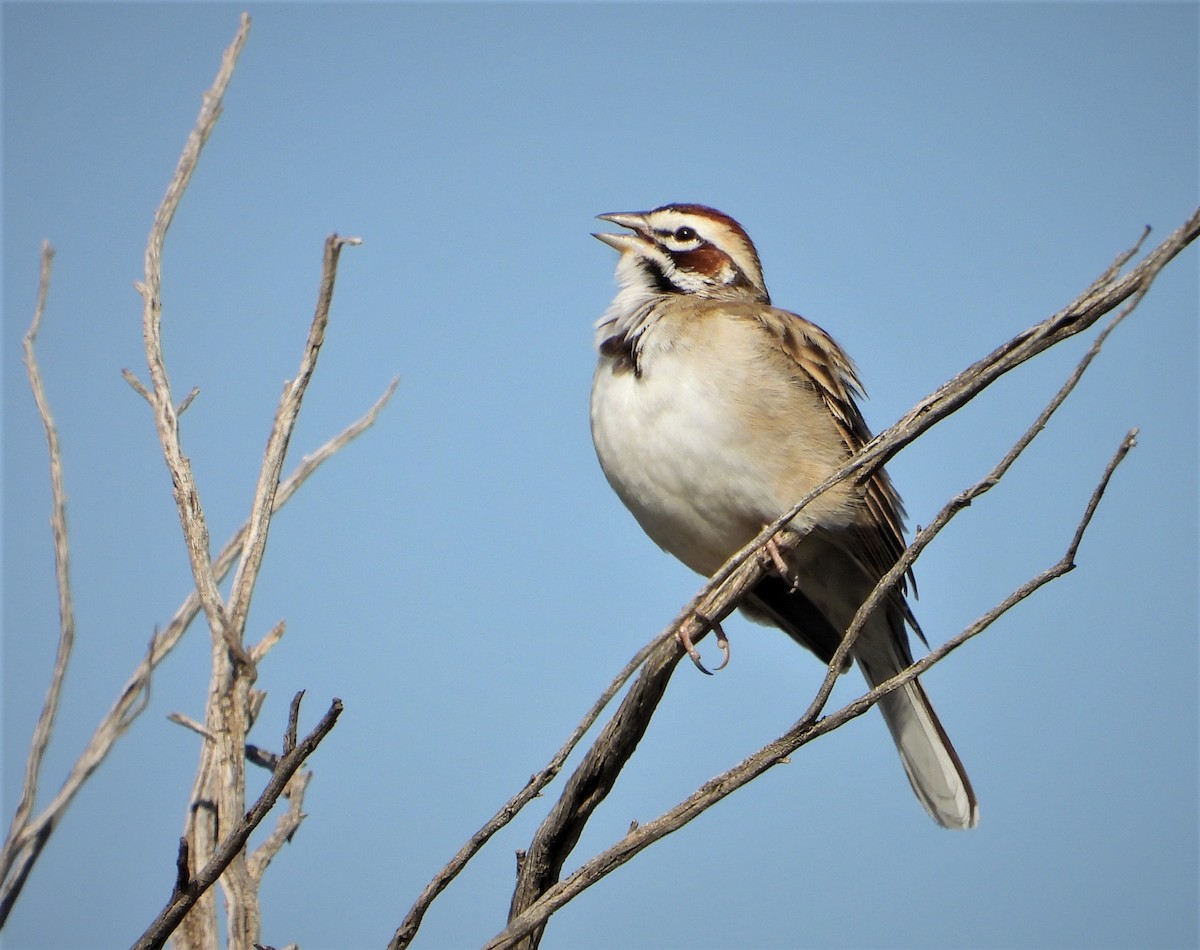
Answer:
(167, 713, 215, 743)
(388, 635, 666, 949)
(135, 13, 250, 652)
(225, 233, 363, 641)
(486, 432, 1137, 949)
(251, 620, 287, 665)
(283, 690, 304, 757)
(131, 696, 343, 950)
(8, 242, 67, 849)
(246, 767, 313, 883)
(122, 368, 153, 405)
(0, 379, 395, 925)
(176, 387, 201, 416)
(1, 242, 71, 926)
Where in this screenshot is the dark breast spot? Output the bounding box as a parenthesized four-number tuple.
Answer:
(599, 334, 639, 376)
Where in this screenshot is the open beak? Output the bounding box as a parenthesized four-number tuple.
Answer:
(593, 211, 650, 252)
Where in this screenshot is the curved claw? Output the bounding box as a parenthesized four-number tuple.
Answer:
(676, 618, 731, 675)
(710, 621, 731, 672)
(677, 627, 713, 674)
(689, 653, 714, 676)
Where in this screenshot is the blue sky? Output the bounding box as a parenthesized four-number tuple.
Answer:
(3, 3, 1197, 948)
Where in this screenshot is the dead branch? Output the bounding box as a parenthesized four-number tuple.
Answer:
(131, 696, 342, 950)
(0, 378, 394, 928)
(122, 13, 358, 949)
(388, 636, 670, 950)
(4, 9, 386, 945)
(134, 13, 251, 652)
(167, 231, 359, 947)
(224, 232, 363, 640)
(490, 207, 1198, 945)
(0, 243, 70, 926)
(8, 242, 64, 834)
(488, 428, 1138, 949)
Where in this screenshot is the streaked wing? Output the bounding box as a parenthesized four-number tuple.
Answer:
(755, 307, 920, 628)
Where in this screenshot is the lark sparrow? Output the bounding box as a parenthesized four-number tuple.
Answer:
(589, 204, 978, 829)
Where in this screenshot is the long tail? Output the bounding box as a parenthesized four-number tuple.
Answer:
(747, 572, 978, 829)
(855, 635, 979, 830)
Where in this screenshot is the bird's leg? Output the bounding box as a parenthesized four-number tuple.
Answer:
(761, 533, 799, 591)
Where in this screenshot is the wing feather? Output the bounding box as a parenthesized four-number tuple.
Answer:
(755, 307, 922, 634)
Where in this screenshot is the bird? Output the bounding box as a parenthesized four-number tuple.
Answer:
(588, 203, 978, 829)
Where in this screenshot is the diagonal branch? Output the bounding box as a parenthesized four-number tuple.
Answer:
(793, 249, 1161, 734)
(225, 233, 362, 640)
(388, 635, 670, 950)
(0, 378, 394, 927)
(488, 430, 1138, 949)
(130, 696, 343, 950)
(681, 207, 1197, 651)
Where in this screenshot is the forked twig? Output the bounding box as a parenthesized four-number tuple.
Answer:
(0, 376, 393, 925)
(131, 696, 342, 950)
(388, 636, 666, 949)
(134, 13, 251, 650)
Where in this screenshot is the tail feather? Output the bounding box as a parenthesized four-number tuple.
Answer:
(856, 645, 979, 830)
(748, 556, 978, 829)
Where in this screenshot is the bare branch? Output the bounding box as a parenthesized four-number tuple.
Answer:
(122, 368, 153, 405)
(173, 838, 191, 900)
(487, 432, 1138, 949)
(282, 690, 304, 757)
(5, 11, 396, 939)
(688, 207, 1199, 648)
(0, 242, 72, 925)
(0, 379, 395, 926)
(246, 767, 313, 883)
(9, 242, 67, 835)
(116, 634, 157, 732)
(251, 620, 287, 665)
(388, 634, 668, 949)
(136, 12, 250, 651)
(131, 697, 343, 950)
(793, 260, 1160, 736)
(128, 16, 356, 948)
(167, 713, 215, 743)
(225, 233, 362, 642)
(176, 387, 201, 416)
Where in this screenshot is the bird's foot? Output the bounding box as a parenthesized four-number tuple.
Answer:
(677, 616, 730, 675)
(761, 534, 799, 591)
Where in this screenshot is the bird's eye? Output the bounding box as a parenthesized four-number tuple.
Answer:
(673, 226, 697, 242)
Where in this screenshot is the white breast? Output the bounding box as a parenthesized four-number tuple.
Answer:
(589, 326, 788, 577)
